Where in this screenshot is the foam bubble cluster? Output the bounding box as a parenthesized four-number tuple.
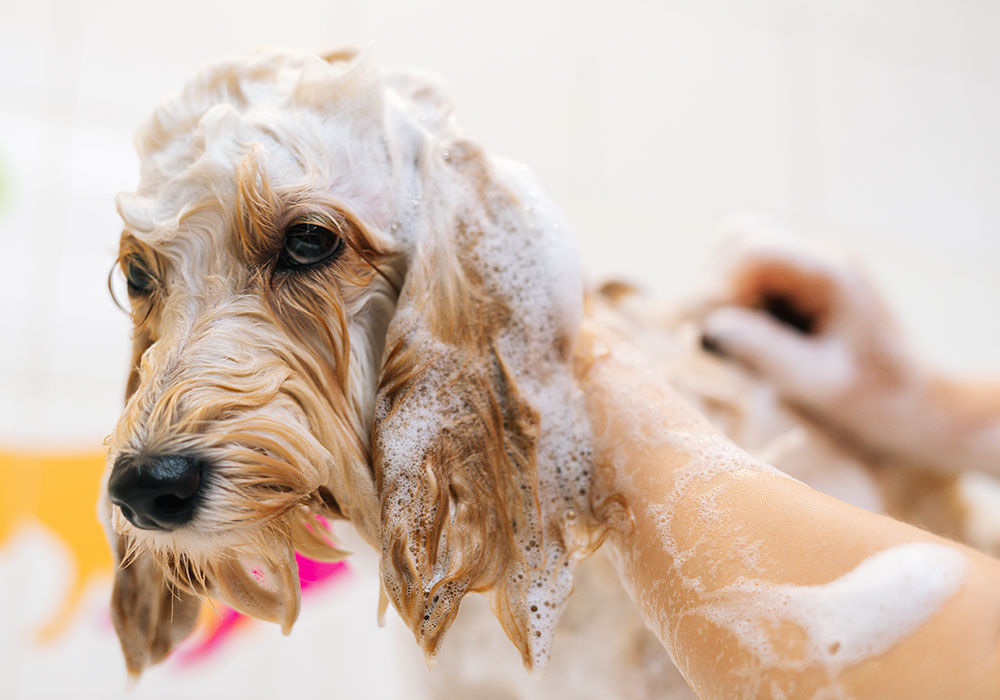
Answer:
(370, 94, 600, 670)
(697, 542, 968, 680)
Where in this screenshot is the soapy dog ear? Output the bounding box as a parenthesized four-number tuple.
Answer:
(372, 139, 596, 669)
(109, 535, 201, 677)
(372, 144, 539, 663)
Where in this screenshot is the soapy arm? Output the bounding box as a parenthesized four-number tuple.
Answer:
(577, 323, 1000, 699)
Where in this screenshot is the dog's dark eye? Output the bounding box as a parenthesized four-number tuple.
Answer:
(277, 223, 344, 270)
(124, 256, 155, 296)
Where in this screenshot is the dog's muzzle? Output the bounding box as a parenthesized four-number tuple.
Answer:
(108, 453, 205, 530)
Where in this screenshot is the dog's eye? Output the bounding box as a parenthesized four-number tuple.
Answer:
(124, 256, 155, 296)
(277, 223, 344, 270)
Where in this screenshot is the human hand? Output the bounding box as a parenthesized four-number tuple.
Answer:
(698, 223, 924, 458)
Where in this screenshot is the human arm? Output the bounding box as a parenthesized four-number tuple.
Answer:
(576, 322, 1000, 699)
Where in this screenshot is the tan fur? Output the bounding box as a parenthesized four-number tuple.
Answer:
(105, 50, 604, 676)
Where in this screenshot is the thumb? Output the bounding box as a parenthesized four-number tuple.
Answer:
(701, 306, 856, 405)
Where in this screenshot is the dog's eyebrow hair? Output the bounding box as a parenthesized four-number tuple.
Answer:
(235, 148, 400, 293)
(235, 150, 286, 265)
(117, 231, 158, 275)
(118, 231, 144, 255)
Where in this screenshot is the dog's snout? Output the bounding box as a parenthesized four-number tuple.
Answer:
(108, 454, 204, 530)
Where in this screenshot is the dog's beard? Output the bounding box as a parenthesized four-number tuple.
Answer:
(113, 462, 352, 635)
(110, 340, 365, 633)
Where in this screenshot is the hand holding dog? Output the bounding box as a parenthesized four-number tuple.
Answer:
(701, 226, 1000, 474)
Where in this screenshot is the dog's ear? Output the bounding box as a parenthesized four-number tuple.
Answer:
(206, 543, 302, 636)
(109, 535, 201, 677)
(372, 140, 598, 669)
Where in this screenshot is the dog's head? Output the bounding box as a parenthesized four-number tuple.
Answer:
(104, 50, 600, 676)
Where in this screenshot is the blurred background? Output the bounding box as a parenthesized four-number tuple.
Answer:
(1, 0, 997, 697)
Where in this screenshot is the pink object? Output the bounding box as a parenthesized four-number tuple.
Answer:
(175, 554, 349, 666)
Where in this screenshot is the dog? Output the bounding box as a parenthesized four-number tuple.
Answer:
(104, 49, 1000, 694)
(103, 48, 608, 677)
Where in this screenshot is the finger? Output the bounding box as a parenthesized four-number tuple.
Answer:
(701, 306, 855, 403)
(731, 262, 836, 334)
(709, 221, 854, 329)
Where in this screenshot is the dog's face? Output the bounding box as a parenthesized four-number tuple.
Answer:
(104, 51, 601, 676)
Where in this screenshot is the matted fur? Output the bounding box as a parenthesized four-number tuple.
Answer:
(105, 50, 604, 675)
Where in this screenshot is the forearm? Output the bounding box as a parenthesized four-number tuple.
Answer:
(904, 374, 1000, 473)
(579, 334, 1000, 699)
(828, 370, 1000, 475)
(609, 466, 1000, 698)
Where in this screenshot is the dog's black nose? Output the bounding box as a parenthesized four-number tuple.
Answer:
(108, 454, 204, 530)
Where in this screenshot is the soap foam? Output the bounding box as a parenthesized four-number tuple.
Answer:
(621, 423, 967, 691)
(475, 158, 592, 668)
(592, 355, 969, 691)
(473, 156, 596, 668)
(371, 117, 600, 671)
(697, 542, 968, 675)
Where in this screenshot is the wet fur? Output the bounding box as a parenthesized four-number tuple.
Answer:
(105, 50, 602, 675)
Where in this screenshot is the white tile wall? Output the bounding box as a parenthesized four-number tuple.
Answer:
(3, 0, 999, 446)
